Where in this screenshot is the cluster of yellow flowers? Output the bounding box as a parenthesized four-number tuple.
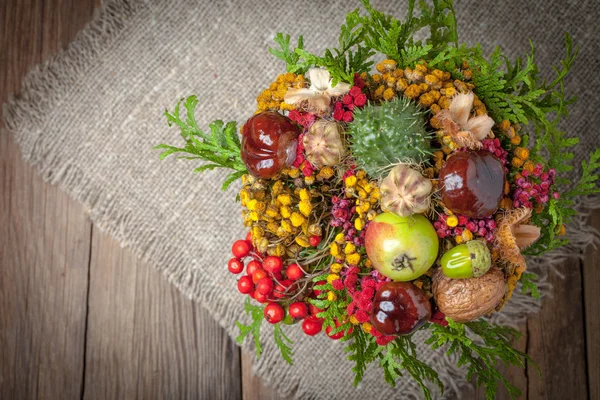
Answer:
(328, 170, 380, 267)
(239, 170, 336, 257)
(255, 73, 306, 113)
(280, 165, 336, 186)
(363, 59, 477, 115)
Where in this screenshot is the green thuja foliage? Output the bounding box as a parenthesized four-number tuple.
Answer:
(349, 97, 432, 178)
(155, 96, 247, 190)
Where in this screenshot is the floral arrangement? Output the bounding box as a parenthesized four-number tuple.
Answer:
(156, 1, 600, 398)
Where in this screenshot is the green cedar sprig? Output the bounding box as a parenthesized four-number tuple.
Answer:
(155, 95, 247, 190)
(426, 319, 538, 400)
(273, 324, 294, 365)
(309, 274, 353, 334)
(236, 298, 265, 358)
(236, 298, 295, 365)
(269, 9, 374, 85)
(345, 327, 381, 384)
(380, 336, 443, 399)
(344, 329, 442, 399)
(520, 272, 541, 300)
(356, 0, 457, 66)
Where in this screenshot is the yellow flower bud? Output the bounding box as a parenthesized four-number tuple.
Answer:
(298, 188, 310, 201)
(299, 200, 312, 217)
(330, 263, 343, 273)
(330, 242, 341, 258)
(272, 180, 284, 196)
(290, 212, 306, 227)
(335, 233, 345, 244)
(316, 166, 335, 180)
(361, 322, 372, 333)
(515, 147, 530, 161)
(344, 243, 356, 255)
(345, 175, 357, 187)
(265, 205, 280, 218)
(281, 219, 294, 233)
(327, 291, 337, 302)
(346, 253, 361, 266)
(277, 194, 292, 206)
(295, 235, 311, 248)
(327, 274, 340, 284)
(462, 229, 474, 242)
(446, 215, 459, 228)
(511, 157, 524, 168)
(280, 205, 292, 219)
(349, 315, 360, 325)
(355, 218, 365, 231)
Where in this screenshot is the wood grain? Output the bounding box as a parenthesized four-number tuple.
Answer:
(83, 228, 242, 400)
(0, 0, 96, 398)
(0, 131, 91, 399)
(584, 208, 600, 400)
(527, 256, 589, 399)
(242, 353, 287, 400)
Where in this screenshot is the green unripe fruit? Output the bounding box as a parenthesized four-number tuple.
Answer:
(349, 97, 431, 178)
(441, 240, 491, 279)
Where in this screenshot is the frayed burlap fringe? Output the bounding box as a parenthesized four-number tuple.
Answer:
(3, 0, 600, 398)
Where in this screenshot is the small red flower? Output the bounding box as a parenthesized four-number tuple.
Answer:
(333, 107, 345, 121)
(355, 310, 369, 323)
(349, 86, 362, 97)
(332, 279, 344, 291)
(354, 93, 367, 107)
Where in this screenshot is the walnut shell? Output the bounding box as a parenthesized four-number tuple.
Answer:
(432, 266, 505, 322)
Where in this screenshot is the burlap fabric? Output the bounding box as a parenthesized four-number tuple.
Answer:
(3, 0, 599, 398)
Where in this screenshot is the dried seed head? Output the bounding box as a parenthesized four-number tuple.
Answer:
(380, 165, 432, 216)
(303, 120, 346, 167)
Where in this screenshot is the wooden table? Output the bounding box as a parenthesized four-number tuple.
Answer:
(1, 1, 598, 399)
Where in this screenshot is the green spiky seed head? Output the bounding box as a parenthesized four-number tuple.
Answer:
(349, 97, 431, 178)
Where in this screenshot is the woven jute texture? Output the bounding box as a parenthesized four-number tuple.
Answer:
(3, 0, 599, 398)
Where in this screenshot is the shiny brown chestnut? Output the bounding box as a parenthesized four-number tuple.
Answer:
(370, 282, 432, 336)
(241, 112, 300, 178)
(439, 151, 505, 218)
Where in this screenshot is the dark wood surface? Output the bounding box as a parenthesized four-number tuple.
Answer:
(0, 1, 598, 399)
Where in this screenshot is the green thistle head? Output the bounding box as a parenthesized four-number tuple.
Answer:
(348, 97, 432, 178)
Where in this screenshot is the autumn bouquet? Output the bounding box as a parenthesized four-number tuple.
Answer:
(156, 1, 600, 398)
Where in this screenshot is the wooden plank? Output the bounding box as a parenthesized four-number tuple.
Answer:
(527, 256, 588, 399)
(0, 0, 96, 398)
(0, 132, 92, 399)
(584, 208, 600, 400)
(242, 353, 287, 400)
(83, 229, 243, 400)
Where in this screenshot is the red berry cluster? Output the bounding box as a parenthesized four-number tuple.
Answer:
(288, 110, 317, 177)
(288, 109, 316, 128)
(513, 165, 557, 208)
(434, 213, 497, 243)
(341, 268, 396, 345)
(228, 235, 326, 336)
(481, 138, 509, 165)
(332, 76, 367, 123)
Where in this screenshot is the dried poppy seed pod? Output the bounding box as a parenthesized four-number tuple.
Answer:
(303, 120, 346, 167)
(380, 165, 432, 216)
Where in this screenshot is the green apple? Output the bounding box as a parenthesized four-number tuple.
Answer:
(365, 213, 439, 281)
